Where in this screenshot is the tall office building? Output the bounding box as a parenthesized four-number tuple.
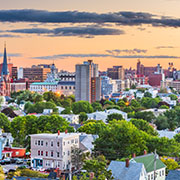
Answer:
(75, 60, 101, 103)
(107, 66, 124, 80)
(23, 65, 51, 81)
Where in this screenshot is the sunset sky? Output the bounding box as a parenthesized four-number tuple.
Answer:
(1, 0, 180, 71)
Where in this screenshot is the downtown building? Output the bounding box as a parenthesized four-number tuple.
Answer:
(75, 60, 101, 103)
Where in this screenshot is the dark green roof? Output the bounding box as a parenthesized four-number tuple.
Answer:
(133, 153, 166, 173)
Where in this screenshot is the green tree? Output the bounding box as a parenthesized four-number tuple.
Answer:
(104, 100, 114, 106)
(106, 113, 123, 123)
(61, 107, 72, 114)
(130, 119, 158, 136)
(117, 100, 126, 108)
(94, 120, 147, 160)
(0, 113, 10, 132)
(155, 115, 169, 130)
(72, 101, 93, 114)
(92, 102, 103, 112)
(33, 94, 43, 103)
(144, 92, 152, 98)
(83, 155, 113, 180)
(159, 105, 169, 109)
(133, 111, 156, 122)
(169, 94, 178, 100)
(79, 112, 88, 123)
(163, 110, 177, 130)
(174, 133, 180, 143)
(78, 120, 107, 135)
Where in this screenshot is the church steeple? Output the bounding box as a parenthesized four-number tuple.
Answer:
(2, 42, 9, 75)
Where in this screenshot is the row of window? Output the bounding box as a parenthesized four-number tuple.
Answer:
(35, 139, 78, 147)
(37, 150, 70, 157)
(147, 170, 165, 180)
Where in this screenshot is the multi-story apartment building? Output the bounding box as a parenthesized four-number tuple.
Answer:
(30, 132, 79, 170)
(75, 60, 101, 103)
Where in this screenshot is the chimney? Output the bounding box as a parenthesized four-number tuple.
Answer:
(65, 129, 68, 134)
(125, 159, 129, 168)
(132, 153, 136, 158)
(144, 150, 147, 155)
(58, 130, 60, 135)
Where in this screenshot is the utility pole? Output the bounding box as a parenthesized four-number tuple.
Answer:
(154, 149, 157, 180)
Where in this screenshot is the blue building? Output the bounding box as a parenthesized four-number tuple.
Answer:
(101, 76, 113, 97)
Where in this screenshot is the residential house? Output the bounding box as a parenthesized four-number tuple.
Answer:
(166, 170, 180, 180)
(108, 160, 147, 180)
(131, 153, 166, 180)
(87, 108, 128, 123)
(30, 132, 79, 170)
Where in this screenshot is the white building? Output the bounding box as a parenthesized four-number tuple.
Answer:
(30, 132, 79, 170)
(87, 109, 128, 122)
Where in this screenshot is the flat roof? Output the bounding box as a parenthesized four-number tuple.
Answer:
(30, 132, 79, 138)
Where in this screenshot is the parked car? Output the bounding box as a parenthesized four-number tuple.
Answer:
(16, 159, 24, 164)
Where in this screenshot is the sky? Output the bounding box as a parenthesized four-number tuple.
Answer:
(1, 0, 180, 71)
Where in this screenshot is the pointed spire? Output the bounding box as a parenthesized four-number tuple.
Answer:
(2, 43, 9, 75)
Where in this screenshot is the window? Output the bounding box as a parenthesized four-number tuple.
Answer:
(35, 140, 37, 145)
(38, 150, 40, 156)
(148, 175, 150, 180)
(46, 142, 48, 146)
(64, 142, 65, 146)
(65, 86, 67, 89)
(38, 140, 40, 145)
(51, 151, 53, 157)
(63, 152, 65, 155)
(159, 170, 161, 176)
(68, 141, 70, 144)
(57, 142, 60, 147)
(57, 152, 60, 157)
(151, 174, 153, 180)
(41, 151, 43, 156)
(162, 170, 164, 176)
(41, 141, 43, 146)
(46, 151, 48, 156)
(75, 139, 78, 144)
(68, 151, 70, 156)
(51, 141, 53, 147)
(71, 139, 74, 144)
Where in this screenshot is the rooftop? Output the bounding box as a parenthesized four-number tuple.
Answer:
(30, 132, 79, 138)
(132, 153, 166, 173)
(108, 161, 145, 180)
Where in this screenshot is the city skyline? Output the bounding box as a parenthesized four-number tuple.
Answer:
(1, 0, 180, 71)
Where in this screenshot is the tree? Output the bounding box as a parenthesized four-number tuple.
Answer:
(72, 101, 93, 114)
(71, 146, 85, 170)
(169, 94, 178, 100)
(117, 100, 126, 108)
(33, 94, 43, 103)
(130, 119, 158, 136)
(144, 92, 152, 98)
(155, 115, 169, 130)
(83, 155, 113, 180)
(94, 120, 147, 160)
(131, 84, 136, 89)
(79, 112, 88, 123)
(92, 102, 103, 112)
(161, 157, 179, 171)
(61, 107, 72, 114)
(0, 166, 5, 180)
(78, 120, 107, 135)
(174, 133, 180, 143)
(106, 113, 123, 123)
(0, 113, 10, 132)
(133, 111, 156, 123)
(104, 100, 114, 106)
(159, 105, 169, 109)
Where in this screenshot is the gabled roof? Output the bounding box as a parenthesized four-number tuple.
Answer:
(166, 170, 180, 180)
(108, 161, 145, 180)
(132, 153, 166, 173)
